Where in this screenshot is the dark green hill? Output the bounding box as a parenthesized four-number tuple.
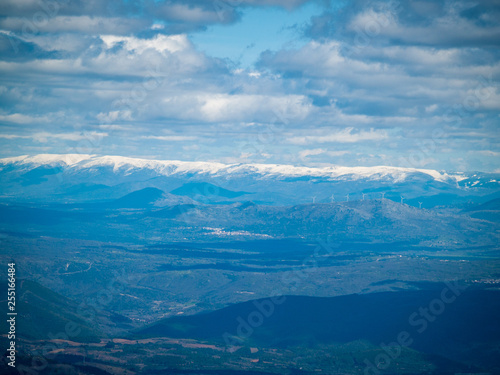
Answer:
(465, 197, 500, 211)
(111, 187, 165, 208)
(464, 197, 500, 222)
(0, 280, 132, 342)
(62, 182, 110, 195)
(170, 182, 249, 200)
(136, 289, 500, 372)
(20, 165, 63, 186)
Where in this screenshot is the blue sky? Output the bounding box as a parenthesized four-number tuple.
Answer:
(191, 3, 325, 69)
(0, 0, 499, 172)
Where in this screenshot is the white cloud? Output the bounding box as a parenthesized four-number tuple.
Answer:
(32, 132, 108, 143)
(0, 134, 30, 139)
(299, 148, 326, 158)
(141, 135, 198, 141)
(287, 128, 388, 145)
(0, 113, 50, 124)
(0, 1, 498, 171)
(299, 149, 350, 158)
(100, 34, 191, 54)
(156, 4, 222, 24)
(0, 16, 148, 35)
(0, 33, 214, 83)
(240, 0, 309, 9)
(97, 124, 132, 131)
(425, 104, 438, 113)
(160, 93, 312, 123)
(380, 15, 500, 47)
(474, 150, 500, 157)
(183, 144, 200, 151)
(96, 111, 132, 123)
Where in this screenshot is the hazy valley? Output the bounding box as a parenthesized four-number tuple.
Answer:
(1, 155, 499, 375)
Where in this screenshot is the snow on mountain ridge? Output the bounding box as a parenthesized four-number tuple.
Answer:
(0, 154, 95, 166)
(0, 154, 455, 182)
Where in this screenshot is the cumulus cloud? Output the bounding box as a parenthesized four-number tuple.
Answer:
(32, 131, 108, 143)
(0, 0, 498, 171)
(0, 134, 30, 139)
(306, 0, 500, 47)
(0, 0, 310, 35)
(195, 94, 311, 123)
(141, 135, 198, 141)
(0, 32, 222, 82)
(287, 128, 388, 145)
(0, 16, 149, 35)
(298, 148, 350, 159)
(0, 113, 50, 124)
(257, 7, 500, 133)
(100, 34, 191, 54)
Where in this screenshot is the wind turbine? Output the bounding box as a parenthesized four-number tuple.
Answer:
(418, 202, 423, 209)
(362, 193, 366, 201)
(400, 195, 405, 205)
(346, 194, 350, 202)
(312, 196, 316, 204)
(381, 192, 385, 199)
(330, 194, 335, 203)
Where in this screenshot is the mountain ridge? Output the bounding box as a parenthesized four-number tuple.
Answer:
(0, 154, 464, 182)
(1, 154, 499, 207)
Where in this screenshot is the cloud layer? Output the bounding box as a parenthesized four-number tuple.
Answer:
(0, 0, 498, 171)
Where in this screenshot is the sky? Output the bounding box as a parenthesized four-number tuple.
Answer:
(0, 0, 499, 172)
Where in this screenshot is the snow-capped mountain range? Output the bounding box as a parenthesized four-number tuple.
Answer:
(0, 154, 498, 206)
(0, 154, 464, 182)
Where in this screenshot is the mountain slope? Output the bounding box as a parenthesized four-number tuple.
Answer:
(463, 197, 500, 223)
(111, 187, 165, 208)
(135, 290, 500, 372)
(0, 154, 461, 181)
(1, 154, 499, 206)
(0, 198, 497, 244)
(0, 280, 133, 342)
(171, 182, 249, 201)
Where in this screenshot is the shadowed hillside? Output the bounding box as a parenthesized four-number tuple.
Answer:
(0, 280, 134, 342)
(136, 289, 500, 372)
